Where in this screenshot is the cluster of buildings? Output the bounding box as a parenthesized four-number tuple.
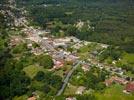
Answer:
(8, 8, 134, 96)
(81, 64, 91, 72)
(9, 25, 108, 73)
(19, 26, 82, 69)
(124, 82, 134, 94)
(14, 17, 28, 27)
(75, 86, 86, 95)
(9, 35, 24, 47)
(105, 76, 134, 94)
(105, 76, 128, 86)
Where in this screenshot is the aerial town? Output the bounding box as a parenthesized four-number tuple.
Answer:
(9, 12, 134, 100)
(0, 0, 134, 100)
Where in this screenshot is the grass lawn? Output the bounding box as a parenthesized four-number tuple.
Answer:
(122, 53, 134, 65)
(125, 71, 134, 78)
(54, 65, 72, 78)
(79, 45, 90, 53)
(78, 52, 89, 60)
(13, 95, 28, 100)
(30, 80, 44, 90)
(23, 65, 45, 79)
(78, 43, 100, 60)
(54, 69, 64, 78)
(95, 84, 134, 100)
(13, 91, 45, 100)
(63, 83, 78, 95)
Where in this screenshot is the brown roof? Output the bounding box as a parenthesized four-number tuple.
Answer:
(105, 79, 113, 86)
(28, 96, 36, 100)
(105, 76, 128, 86)
(125, 82, 134, 93)
(114, 77, 127, 85)
(10, 36, 23, 46)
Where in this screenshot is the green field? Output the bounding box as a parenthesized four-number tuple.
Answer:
(64, 83, 78, 95)
(78, 44, 93, 60)
(122, 53, 134, 65)
(79, 45, 90, 53)
(54, 65, 72, 78)
(23, 65, 46, 79)
(95, 84, 134, 100)
(13, 95, 28, 100)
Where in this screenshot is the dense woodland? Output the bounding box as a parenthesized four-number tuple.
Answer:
(16, 0, 134, 53)
(0, 3, 61, 99)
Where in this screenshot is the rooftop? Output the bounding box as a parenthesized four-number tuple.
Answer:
(125, 82, 134, 93)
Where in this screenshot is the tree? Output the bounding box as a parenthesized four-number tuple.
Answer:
(67, 47, 74, 53)
(0, 70, 31, 99)
(42, 84, 51, 94)
(76, 94, 96, 100)
(49, 75, 62, 89)
(34, 71, 45, 81)
(37, 55, 54, 69)
(95, 83, 106, 91)
(52, 25, 61, 33)
(12, 43, 27, 54)
(32, 42, 40, 48)
(85, 72, 98, 89)
(65, 25, 77, 36)
(98, 70, 109, 82)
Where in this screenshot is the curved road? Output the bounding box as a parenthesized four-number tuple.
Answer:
(56, 61, 82, 96)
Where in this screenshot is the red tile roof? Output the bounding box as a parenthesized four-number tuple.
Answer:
(125, 82, 134, 93)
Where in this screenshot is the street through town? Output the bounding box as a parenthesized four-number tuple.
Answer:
(56, 61, 82, 96)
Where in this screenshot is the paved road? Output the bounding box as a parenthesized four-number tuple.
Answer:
(56, 61, 82, 96)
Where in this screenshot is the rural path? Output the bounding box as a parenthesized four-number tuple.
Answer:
(56, 61, 82, 96)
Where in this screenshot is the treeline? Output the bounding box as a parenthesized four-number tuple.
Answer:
(17, 0, 134, 53)
(0, 36, 62, 99)
(0, 10, 62, 99)
(16, 0, 67, 5)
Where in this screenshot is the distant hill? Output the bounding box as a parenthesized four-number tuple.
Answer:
(16, 0, 134, 53)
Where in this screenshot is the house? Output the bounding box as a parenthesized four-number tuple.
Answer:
(105, 79, 113, 86)
(105, 76, 128, 86)
(53, 42, 67, 48)
(52, 51, 66, 60)
(27, 96, 36, 100)
(53, 59, 64, 69)
(31, 48, 43, 55)
(73, 43, 83, 49)
(53, 38, 71, 48)
(69, 36, 80, 43)
(91, 51, 98, 56)
(14, 17, 27, 27)
(114, 76, 128, 85)
(66, 97, 77, 100)
(37, 30, 50, 35)
(76, 86, 86, 95)
(10, 36, 23, 46)
(124, 82, 134, 93)
(54, 37, 71, 43)
(26, 34, 41, 43)
(112, 60, 116, 65)
(82, 64, 90, 72)
(99, 43, 108, 48)
(66, 55, 79, 62)
(41, 39, 55, 51)
(75, 20, 84, 30)
(46, 22, 54, 29)
(83, 41, 91, 45)
(27, 43, 33, 48)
